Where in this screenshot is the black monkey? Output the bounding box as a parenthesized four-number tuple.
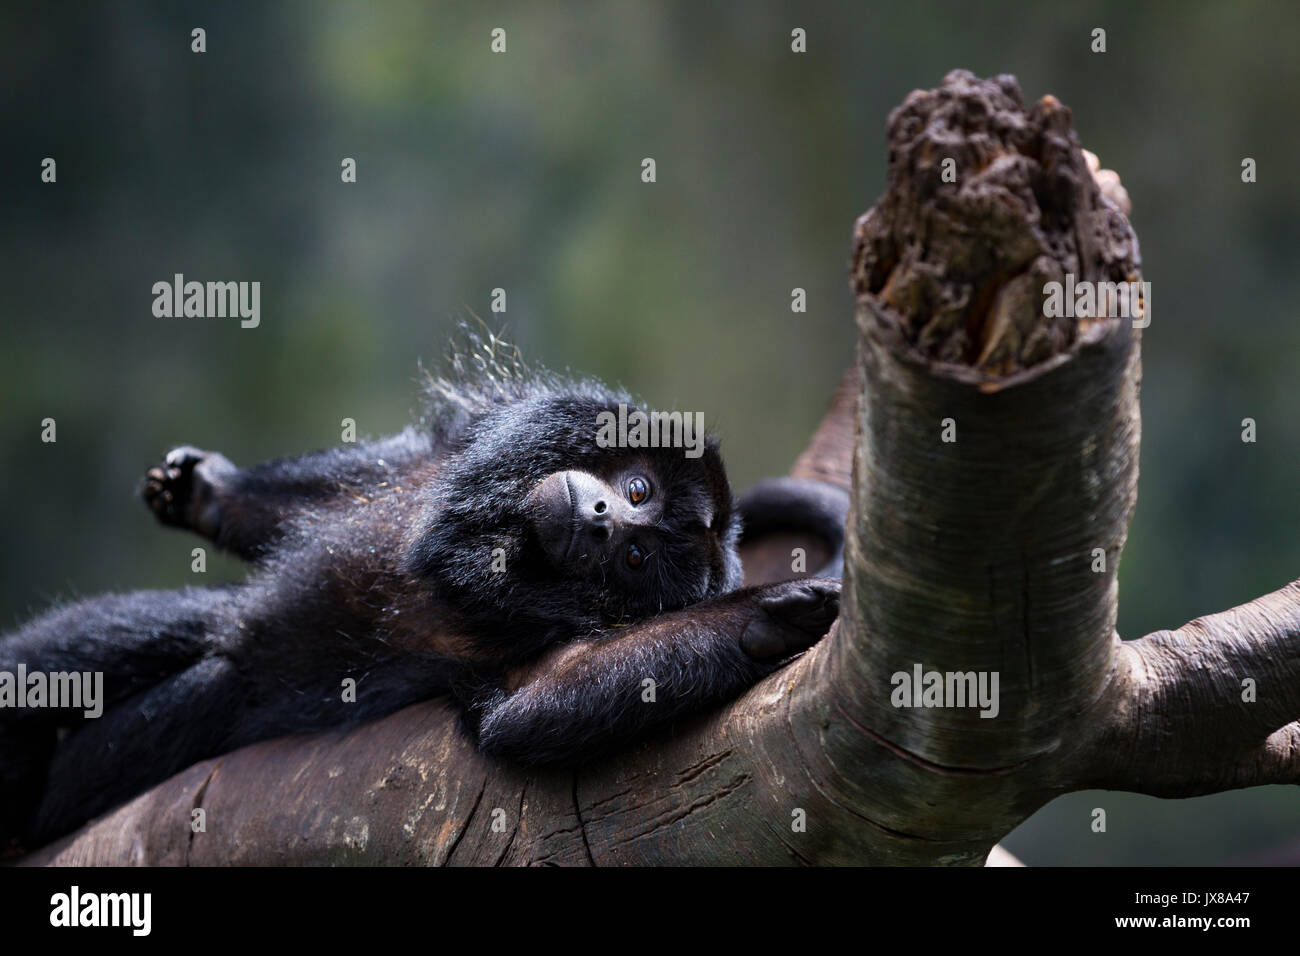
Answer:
(0, 344, 846, 849)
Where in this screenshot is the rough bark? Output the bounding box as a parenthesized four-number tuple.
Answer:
(26, 71, 1300, 866)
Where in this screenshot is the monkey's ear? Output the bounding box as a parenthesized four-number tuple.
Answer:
(698, 439, 734, 506)
(716, 511, 745, 593)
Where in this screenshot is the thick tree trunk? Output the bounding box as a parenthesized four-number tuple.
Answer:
(27, 71, 1300, 867)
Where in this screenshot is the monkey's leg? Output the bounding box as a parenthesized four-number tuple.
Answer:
(0, 588, 227, 848)
(0, 588, 222, 721)
(140, 426, 433, 559)
(0, 723, 53, 854)
(471, 578, 840, 766)
(28, 656, 243, 847)
(29, 645, 453, 845)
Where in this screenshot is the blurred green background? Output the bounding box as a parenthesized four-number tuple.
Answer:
(3, 0, 1299, 865)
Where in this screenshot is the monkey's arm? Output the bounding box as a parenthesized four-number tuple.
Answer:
(141, 427, 434, 559)
(471, 579, 839, 766)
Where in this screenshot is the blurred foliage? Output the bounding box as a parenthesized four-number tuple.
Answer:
(2, 0, 1299, 864)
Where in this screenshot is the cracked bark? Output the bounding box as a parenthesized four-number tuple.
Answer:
(24, 71, 1298, 866)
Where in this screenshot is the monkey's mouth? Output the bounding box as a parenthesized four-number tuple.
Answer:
(558, 471, 581, 561)
(525, 471, 582, 568)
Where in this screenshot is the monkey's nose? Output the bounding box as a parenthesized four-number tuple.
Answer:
(585, 500, 612, 539)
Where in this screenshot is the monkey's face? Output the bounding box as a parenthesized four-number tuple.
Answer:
(523, 452, 740, 620)
(408, 391, 742, 647)
(526, 469, 657, 571)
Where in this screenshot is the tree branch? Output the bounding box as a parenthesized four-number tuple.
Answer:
(793, 70, 1146, 859)
(1079, 578, 1300, 795)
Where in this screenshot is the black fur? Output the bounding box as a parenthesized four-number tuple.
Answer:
(0, 341, 844, 850)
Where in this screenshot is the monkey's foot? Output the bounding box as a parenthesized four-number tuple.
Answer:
(740, 579, 841, 661)
(140, 446, 233, 539)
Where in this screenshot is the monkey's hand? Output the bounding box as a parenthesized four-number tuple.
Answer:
(740, 578, 840, 662)
(140, 446, 235, 540)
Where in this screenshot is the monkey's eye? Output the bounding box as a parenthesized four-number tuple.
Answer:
(627, 476, 650, 505)
(626, 543, 645, 569)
